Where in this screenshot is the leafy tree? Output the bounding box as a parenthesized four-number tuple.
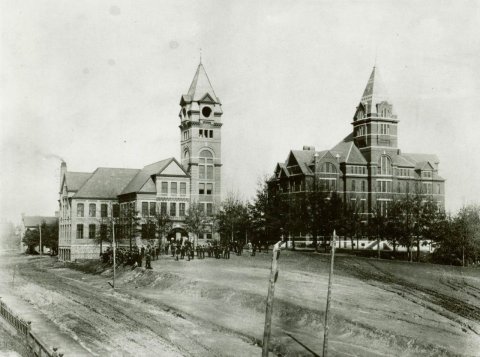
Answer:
(120, 205, 141, 251)
(95, 216, 116, 256)
(453, 204, 480, 266)
(152, 211, 172, 252)
(341, 199, 363, 251)
(22, 229, 39, 254)
(184, 201, 207, 246)
(216, 193, 250, 245)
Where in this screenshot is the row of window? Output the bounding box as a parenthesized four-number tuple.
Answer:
(349, 166, 367, 175)
(351, 180, 367, 192)
(199, 183, 213, 195)
(77, 203, 119, 218)
(182, 131, 191, 140)
(161, 182, 187, 195)
(199, 129, 214, 138)
(379, 123, 390, 135)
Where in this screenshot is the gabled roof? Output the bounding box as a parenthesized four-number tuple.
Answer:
(331, 139, 367, 165)
(63, 172, 92, 192)
(402, 153, 440, 165)
(120, 158, 188, 195)
(22, 216, 58, 228)
(359, 66, 391, 115)
(393, 155, 415, 167)
(288, 150, 316, 175)
(74, 168, 140, 199)
(185, 63, 219, 103)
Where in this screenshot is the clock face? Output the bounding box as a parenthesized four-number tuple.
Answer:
(202, 106, 212, 118)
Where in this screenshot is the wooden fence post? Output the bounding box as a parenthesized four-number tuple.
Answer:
(323, 230, 336, 357)
(262, 241, 282, 357)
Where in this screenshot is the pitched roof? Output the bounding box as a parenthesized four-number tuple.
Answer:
(360, 66, 391, 115)
(121, 158, 174, 195)
(331, 139, 367, 165)
(74, 168, 140, 199)
(22, 216, 58, 228)
(185, 63, 219, 103)
(64, 172, 92, 192)
(290, 150, 315, 175)
(402, 153, 440, 165)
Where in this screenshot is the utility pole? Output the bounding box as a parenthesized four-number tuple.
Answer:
(262, 241, 282, 357)
(113, 220, 116, 289)
(38, 224, 42, 255)
(323, 230, 336, 357)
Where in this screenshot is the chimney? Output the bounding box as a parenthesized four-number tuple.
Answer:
(60, 161, 67, 190)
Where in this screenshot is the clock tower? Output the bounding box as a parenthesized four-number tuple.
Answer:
(179, 63, 223, 217)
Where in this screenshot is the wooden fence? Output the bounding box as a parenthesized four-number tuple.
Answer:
(0, 297, 60, 356)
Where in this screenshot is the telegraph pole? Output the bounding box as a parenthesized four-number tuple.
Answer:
(262, 241, 282, 357)
(38, 224, 42, 255)
(113, 220, 116, 289)
(323, 230, 336, 357)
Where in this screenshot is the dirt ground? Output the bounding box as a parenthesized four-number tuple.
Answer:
(0, 250, 479, 356)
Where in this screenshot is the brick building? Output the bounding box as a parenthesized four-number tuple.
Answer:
(58, 63, 223, 261)
(269, 67, 445, 220)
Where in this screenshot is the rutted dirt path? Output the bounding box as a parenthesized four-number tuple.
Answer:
(1, 252, 480, 356)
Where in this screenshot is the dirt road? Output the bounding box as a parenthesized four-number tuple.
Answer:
(1, 251, 479, 356)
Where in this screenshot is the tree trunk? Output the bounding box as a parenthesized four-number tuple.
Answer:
(416, 238, 420, 262)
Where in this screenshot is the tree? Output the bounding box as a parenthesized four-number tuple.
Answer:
(454, 204, 480, 266)
(95, 217, 115, 256)
(341, 199, 363, 251)
(216, 193, 250, 245)
(22, 229, 39, 254)
(120, 205, 141, 251)
(184, 201, 207, 247)
(152, 211, 172, 252)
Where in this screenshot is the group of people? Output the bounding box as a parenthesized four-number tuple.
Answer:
(101, 244, 158, 269)
(99, 239, 269, 268)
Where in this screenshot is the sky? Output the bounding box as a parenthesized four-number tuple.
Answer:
(1, 0, 479, 224)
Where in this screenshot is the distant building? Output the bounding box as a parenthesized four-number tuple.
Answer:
(20, 214, 58, 253)
(58, 63, 223, 261)
(269, 67, 445, 218)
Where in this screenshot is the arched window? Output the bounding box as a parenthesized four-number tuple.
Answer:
(199, 150, 214, 180)
(184, 148, 190, 160)
(320, 162, 337, 174)
(379, 156, 392, 175)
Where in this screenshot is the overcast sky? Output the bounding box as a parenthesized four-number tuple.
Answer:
(1, 0, 479, 224)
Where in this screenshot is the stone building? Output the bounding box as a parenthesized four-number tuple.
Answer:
(269, 67, 445, 219)
(58, 63, 223, 261)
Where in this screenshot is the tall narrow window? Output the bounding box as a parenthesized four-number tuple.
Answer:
(379, 156, 392, 175)
(89, 204, 96, 217)
(206, 203, 213, 216)
(179, 203, 186, 217)
(361, 180, 366, 192)
(76, 224, 84, 239)
(171, 182, 177, 195)
(149, 202, 156, 216)
(170, 202, 176, 216)
(199, 183, 205, 195)
(180, 182, 186, 195)
(112, 204, 119, 218)
(206, 183, 213, 195)
(77, 203, 84, 217)
(160, 202, 167, 215)
(161, 182, 168, 195)
(88, 224, 96, 239)
(101, 204, 108, 218)
(352, 180, 356, 192)
(199, 150, 214, 179)
(142, 202, 148, 217)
